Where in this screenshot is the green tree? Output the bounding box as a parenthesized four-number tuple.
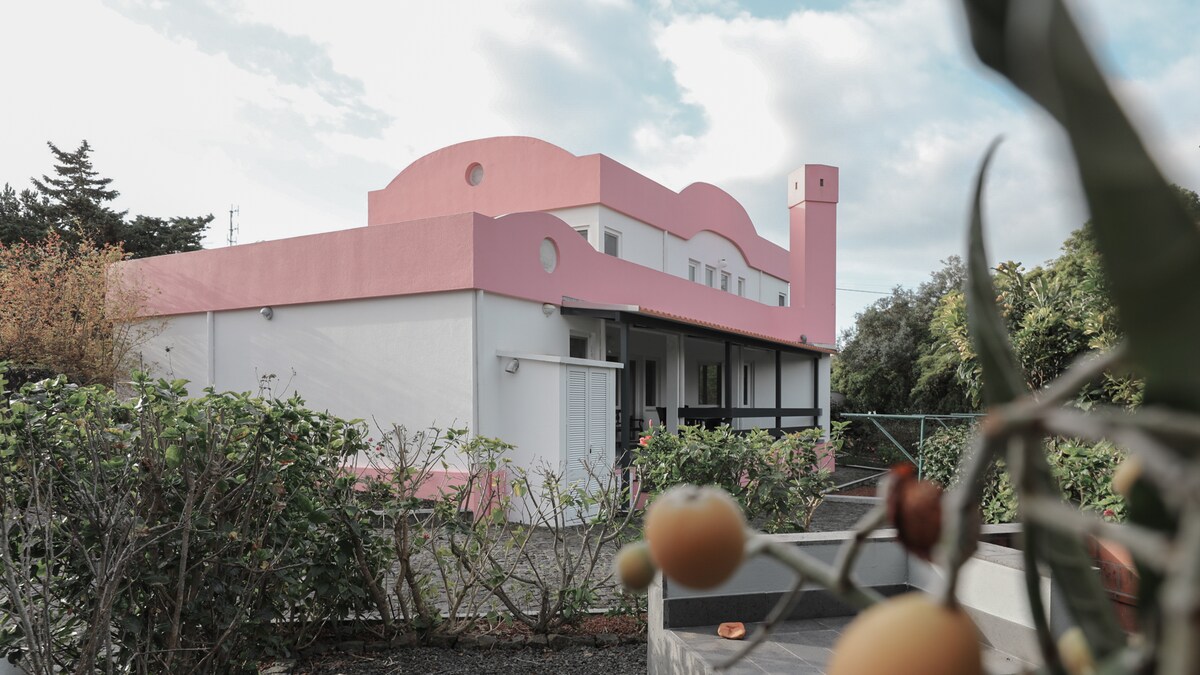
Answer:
(926, 185, 1200, 407)
(120, 215, 212, 259)
(0, 184, 50, 245)
(29, 140, 127, 247)
(2, 141, 213, 257)
(833, 257, 972, 413)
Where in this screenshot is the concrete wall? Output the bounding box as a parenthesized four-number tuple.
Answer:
(137, 291, 476, 465)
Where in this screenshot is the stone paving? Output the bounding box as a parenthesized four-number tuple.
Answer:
(671, 616, 1034, 674)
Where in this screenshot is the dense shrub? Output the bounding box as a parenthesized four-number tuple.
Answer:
(633, 424, 842, 532)
(0, 234, 156, 388)
(0, 369, 383, 673)
(921, 422, 1126, 524)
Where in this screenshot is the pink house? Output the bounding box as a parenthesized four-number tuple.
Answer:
(120, 137, 838, 508)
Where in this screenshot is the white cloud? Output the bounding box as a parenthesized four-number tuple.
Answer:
(1, 0, 1196, 336)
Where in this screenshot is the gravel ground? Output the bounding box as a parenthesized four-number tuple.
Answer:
(292, 644, 645, 675)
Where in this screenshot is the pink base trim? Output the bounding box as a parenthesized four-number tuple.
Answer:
(348, 466, 508, 518)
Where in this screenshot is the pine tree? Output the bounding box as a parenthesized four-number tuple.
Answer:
(7, 140, 213, 258)
(0, 184, 50, 245)
(30, 140, 127, 248)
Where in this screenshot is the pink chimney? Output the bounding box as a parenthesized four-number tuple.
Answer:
(787, 165, 839, 347)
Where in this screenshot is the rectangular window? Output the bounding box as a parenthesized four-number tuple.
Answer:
(569, 335, 589, 359)
(644, 360, 658, 407)
(737, 277, 745, 296)
(720, 271, 731, 292)
(575, 227, 589, 240)
(699, 364, 722, 405)
(603, 229, 620, 257)
(688, 259, 700, 283)
(705, 266, 716, 287)
(742, 364, 753, 406)
(778, 293, 787, 307)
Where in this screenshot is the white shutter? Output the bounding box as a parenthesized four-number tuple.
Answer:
(586, 369, 610, 489)
(565, 367, 589, 489)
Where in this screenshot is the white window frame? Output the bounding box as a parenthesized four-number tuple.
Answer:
(720, 271, 731, 292)
(688, 259, 700, 283)
(574, 226, 589, 242)
(737, 277, 746, 297)
(569, 331, 591, 360)
(705, 265, 716, 287)
(603, 228, 621, 257)
(778, 292, 787, 307)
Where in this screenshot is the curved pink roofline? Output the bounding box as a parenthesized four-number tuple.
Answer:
(368, 136, 791, 280)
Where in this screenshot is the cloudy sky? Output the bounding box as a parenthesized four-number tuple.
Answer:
(2, 0, 1197, 336)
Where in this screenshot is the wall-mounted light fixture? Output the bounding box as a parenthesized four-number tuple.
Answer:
(718, 258, 728, 269)
(542, 303, 556, 317)
(504, 358, 520, 374)
(260, 307, 274, 320)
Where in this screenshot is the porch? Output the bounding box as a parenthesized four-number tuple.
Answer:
(561, 302, 832, 473)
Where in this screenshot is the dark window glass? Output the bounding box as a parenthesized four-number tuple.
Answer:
(644, 360, 657, 407)
(569, 336, 588, 359)
(699, 364, 722, 405)
(604, 231, 619, 256)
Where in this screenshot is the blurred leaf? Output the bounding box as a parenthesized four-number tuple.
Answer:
(961, 1, 1141, 659)
(966, 138, 1025, 408)
(962, 0, 1200, 417)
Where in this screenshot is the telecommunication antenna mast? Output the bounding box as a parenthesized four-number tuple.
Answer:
(227, 205, 240, 247)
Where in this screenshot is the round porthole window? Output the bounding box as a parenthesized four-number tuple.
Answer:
(540, 238, 558, 274)
(466, 162, 484, 186)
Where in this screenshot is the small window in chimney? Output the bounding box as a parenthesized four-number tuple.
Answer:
(819, 178, 825, 187)
(794, 181, 798, 190)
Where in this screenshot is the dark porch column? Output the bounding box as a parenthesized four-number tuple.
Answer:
(775, 349, 782, 431)
(812, 356, 820, 428)
(723, 340, 732, 426)
(618, 321, 632, 469)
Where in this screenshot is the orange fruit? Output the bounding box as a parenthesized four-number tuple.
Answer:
(827, 593, 982, 675)
(1111, 456, 1141, 500)
(644, 485, 746, 589)
(613, 541, 657, 592)
(717, 622, 746, 640)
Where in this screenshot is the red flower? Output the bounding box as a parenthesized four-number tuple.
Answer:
(639, 435, 651, 447)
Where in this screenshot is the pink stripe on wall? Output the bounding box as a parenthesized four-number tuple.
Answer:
(472, 211, 829, 347)
(120, 208, 833, 348)
(118, 213, 482, 317)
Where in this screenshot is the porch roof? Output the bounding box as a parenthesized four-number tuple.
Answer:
(560, 299, 836, 356)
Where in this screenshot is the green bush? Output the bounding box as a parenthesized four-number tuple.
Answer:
(633, 423, 842, 532)
(0, 369, 384, 673)
(921, 422, 1125, 524)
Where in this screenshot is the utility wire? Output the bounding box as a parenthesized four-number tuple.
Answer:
(836, 287, 892, 295)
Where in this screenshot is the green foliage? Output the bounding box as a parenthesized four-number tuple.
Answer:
(921, 424, 1125, 526)
(1, 141, 213, 257)
(0, 370, 381, 672)
(633, 423, 843, 532)
(833, 257, 971, 414)
(351, 427, 639, 636)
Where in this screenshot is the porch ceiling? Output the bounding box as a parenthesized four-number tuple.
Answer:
(560, 300, 834, 356)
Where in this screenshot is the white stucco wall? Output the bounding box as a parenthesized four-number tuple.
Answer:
(138, 312, 210, 384)
(474, 292, 612, 468)
(136, 292, 476, 464)
(547, 205, 788, 306)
